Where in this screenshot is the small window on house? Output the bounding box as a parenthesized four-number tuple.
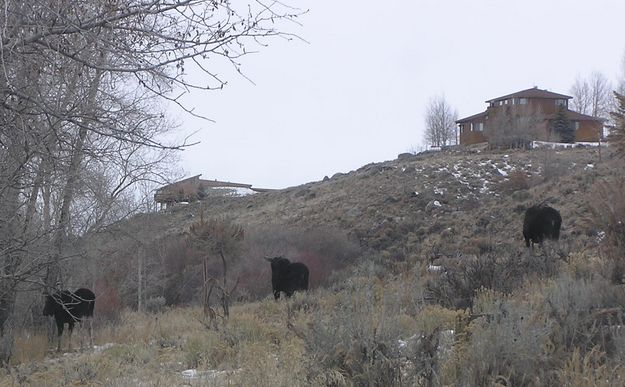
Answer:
(555, 99, 567, 107)
(519, 98, 528, 105)
(574, 121, 580, 130)
(477, 122, 484, 131)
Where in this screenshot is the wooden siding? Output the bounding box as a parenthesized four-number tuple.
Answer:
(459, 127, 487, 145)
(575, 121, 602, 142)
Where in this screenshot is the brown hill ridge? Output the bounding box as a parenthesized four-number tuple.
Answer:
(119, 146, 618, 261)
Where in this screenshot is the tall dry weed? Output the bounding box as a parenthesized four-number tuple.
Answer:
(586, 177, 625, 283)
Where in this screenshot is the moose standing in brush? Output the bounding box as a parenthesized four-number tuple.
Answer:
(523, 203, 562, 248)
(43, 288, 96, 351)
(265, 256, 309, 300)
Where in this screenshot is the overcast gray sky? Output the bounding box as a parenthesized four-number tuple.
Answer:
(175, 0, 625, 189)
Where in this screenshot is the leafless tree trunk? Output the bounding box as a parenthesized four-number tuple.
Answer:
(424, 95, 458, 147)
(570, 72, 613, 120)
(48, 64, 105, 289)
(485, 105, 543, 148)
(570, 76, 592, 115)
(0, 0, 301, 359)
(137, 248, 143, 313)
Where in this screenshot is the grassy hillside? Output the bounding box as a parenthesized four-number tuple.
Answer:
(3, 146, 625, 386)
(103, 146, 614, 256)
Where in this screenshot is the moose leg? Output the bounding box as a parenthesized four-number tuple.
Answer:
(67, 323, 74, 351)
(88, 319, 93, 347)
(55, 320, 64, 352)
(78, 321, 83, 350)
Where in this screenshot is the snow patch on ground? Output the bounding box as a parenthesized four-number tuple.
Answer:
(211, 187, 257, 197)
(93, 343, 115, 353)
(531, 141, 607, 149)
(182, 368, 239, 380)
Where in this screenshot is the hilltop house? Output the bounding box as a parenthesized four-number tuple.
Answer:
(456, 87, 604, 146)
(154, 175, 271, 209)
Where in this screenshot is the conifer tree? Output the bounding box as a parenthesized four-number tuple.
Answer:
(552, 106, 575, 143)
(608, 92, 625, 158)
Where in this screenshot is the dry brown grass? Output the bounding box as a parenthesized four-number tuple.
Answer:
(3, 264, 625, 386)
(4, 148, 625, 386)
(11, 332, 47, 365)
(557, 347, 625, 386)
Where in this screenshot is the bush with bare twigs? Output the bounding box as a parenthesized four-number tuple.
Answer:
(187, 216, 244, 325)
(586, 177, 625, 283)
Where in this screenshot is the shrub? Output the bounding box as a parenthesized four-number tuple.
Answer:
(586, 177, 625, 283)
(94, 279, 122, 323)
(540, 274, 625, 357)
(557, 347, 625, 386)
(301, 273, 406, 386)
(144, 296, 166, 314)
(539, 148, 568, 182)
(162, 237, 203, 306)
(499, 170, 530, 192)
(425, 245, 559, 310)
(440, 273, 625, 386)
(11, 332, 47, 365)
(452, 289, 552, 386)
(237, 225, 361, 300)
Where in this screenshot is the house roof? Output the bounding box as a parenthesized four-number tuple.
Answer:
(457, 108, 603, 124)
(486, 87, 572, 103)
(546, 109, 605, 122)
(456, 110, 487, 123)
(155, 175, 253, 193)
(155, 175, 201, 192)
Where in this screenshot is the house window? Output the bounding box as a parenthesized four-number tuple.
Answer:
(574, 121, 580, 130)
(519, 98, 528, 105)
(477, 122, 484, 131)
(555, 99, 567, 107)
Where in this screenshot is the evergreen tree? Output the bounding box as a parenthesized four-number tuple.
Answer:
(608, 92, 625, 158)
(552, 106, 575, 143)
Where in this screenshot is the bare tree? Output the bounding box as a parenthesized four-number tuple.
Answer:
(570, 72, 613, 120)
(570, 76, 592, 115)
(618, 53, 625, 95)
(485, 105, 544, 148)
(424, 95, 458, 147)
(0, 0, 302, 359)
(188, 216, 244, 327)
